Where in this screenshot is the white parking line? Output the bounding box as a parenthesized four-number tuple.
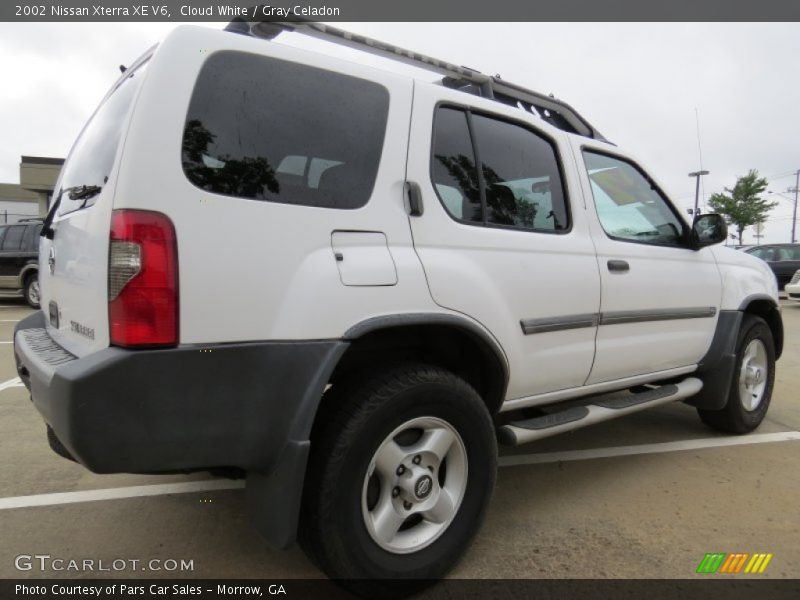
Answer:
(0, 480, 245, 511)
(0, 377, 23, 391)
(0, 342, 13, 344)
(498, 430, 800, 467)
(0, 319, 20, 322)
(0, 431, 798, 511)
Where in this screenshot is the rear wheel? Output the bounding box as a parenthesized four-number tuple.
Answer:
(23, 273, 40, 309)
(299, 364, 496, 594)
(697, 315, 775, 433)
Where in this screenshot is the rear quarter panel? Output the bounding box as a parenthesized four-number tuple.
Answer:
(116, 26, 438, 343)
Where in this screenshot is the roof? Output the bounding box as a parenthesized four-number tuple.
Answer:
(225, 18, 608, 142)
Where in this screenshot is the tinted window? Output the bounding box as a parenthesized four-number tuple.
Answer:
(57, 61, 148, 216)
(22, 224, 42, 252)
(2, 226, 25, 251)
(431, 108, 482, 223)
(775, 246, 800, 261)
(182, 51, 389, 209)
(471, 114, 569, 231)
(583, 151, 685, 246)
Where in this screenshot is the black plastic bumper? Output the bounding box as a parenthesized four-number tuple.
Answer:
(13, 311, 346, 475)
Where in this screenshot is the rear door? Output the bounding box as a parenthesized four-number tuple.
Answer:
(574, 140, 722, 384)
(406, 85, 601, 401)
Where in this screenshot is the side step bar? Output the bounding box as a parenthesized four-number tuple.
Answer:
(497, 377, 703, 446)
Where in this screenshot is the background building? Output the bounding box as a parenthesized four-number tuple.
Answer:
(0, 156, 63, 223)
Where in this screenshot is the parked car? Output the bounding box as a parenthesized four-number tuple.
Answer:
(785, 270, 800, 301)
(13, 23, 783, 592)
(0, 219, 42, 308)
(744, 243, 800, 289)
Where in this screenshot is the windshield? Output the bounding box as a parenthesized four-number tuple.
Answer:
(55, 60, 148, 216)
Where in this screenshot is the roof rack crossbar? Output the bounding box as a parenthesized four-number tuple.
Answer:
(225, 17, 608, 142)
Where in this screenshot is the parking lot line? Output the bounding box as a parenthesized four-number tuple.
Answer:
(0, 480, 246, 511)
(0, 431, 798, 511)
(498, 431, 800, 467)
(0, 377, 22, 391)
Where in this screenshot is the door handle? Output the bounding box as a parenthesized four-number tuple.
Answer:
(405, 181, 424, 217)
(607, 260, 629, 273)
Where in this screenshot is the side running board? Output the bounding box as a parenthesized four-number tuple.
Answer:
(497, 377, 703, 446)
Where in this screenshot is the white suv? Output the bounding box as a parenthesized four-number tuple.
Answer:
(14, 21, 783, 592)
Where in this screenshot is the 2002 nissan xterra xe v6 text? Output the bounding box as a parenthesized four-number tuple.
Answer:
(14, 20, 783, 591)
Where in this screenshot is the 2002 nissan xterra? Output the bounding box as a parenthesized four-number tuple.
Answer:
(14, 20, 782, 590)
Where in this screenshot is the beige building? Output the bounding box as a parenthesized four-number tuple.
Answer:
(0, 156, 64, 222)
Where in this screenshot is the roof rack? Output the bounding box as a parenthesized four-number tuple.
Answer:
(225, 17, 609, 142)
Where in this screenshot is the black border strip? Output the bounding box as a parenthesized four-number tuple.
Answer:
(521, 307, 717, 335)
(520, 313, 598, 335)
(600, 307, 717, 326)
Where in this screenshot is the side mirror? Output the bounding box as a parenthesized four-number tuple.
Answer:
(691, 213, 727, 249)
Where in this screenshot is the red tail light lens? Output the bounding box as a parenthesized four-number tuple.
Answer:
(109, 210, 178, 347)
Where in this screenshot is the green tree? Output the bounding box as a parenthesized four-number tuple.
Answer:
(707, 170, 776, 245)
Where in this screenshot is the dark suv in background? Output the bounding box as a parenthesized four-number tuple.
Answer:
(745, 244, 800, 289)
(0, 219, 42, 308)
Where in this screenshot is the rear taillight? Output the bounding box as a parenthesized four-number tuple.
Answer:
(108, 210, 178, 348)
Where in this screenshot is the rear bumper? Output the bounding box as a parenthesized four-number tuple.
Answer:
(14, 311, 347, 475)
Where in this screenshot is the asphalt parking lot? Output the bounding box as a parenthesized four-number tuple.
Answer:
(0, 299, 798, 582)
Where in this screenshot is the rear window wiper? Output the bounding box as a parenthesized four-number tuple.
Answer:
(68, 185, 103, 201)
(40, 185, 103, 239)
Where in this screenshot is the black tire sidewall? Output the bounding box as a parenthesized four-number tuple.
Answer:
(318, 372, 496, 580)
(24, 274, 40, 308)
(728, 316, 775, 430)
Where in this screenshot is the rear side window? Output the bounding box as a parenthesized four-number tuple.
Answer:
(182, 51, 390, 209)
(776, 246, 800, 260)
(471, 114, 569, 231)
(431, 106, 570, 232)
(22, 224, 42, 251)
(431, 108, 482, 223)
(1, 226, 25, 251)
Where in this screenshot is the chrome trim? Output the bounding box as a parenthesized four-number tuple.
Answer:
(599, 306, 716, 326)
(499, 377, 703, 445)
(520, 313, 598, 335)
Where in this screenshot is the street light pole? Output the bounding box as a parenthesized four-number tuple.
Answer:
(688, 170, 710, 216)
(790, 170, 799, 244)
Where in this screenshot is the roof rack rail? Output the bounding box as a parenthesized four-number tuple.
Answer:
(225, 17, 609, 142)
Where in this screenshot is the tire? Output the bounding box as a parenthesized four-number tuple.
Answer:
(299, 363, 496, 595)
(23, 273, 40, 309)
(697, 315, 775, 434)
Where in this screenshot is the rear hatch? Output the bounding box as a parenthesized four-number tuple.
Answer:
(41, 55, 151, 357)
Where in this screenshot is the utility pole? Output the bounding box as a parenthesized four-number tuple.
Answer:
(753, 221, 765, 245)
(689, 170, 710, 216)
(789, 170, 799, 244)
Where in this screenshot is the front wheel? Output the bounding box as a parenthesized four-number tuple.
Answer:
(23, 274, 40, 309)
(299, 364, 496, 594)
(697, 314, 775, 433)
